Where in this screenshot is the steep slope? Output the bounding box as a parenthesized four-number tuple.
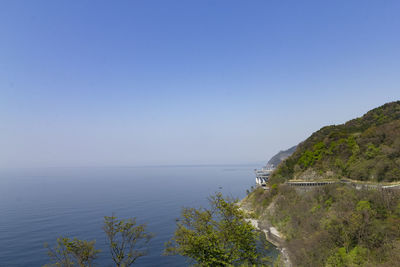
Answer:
(271, 101, 400, 183)
(243, 183, 400, 267)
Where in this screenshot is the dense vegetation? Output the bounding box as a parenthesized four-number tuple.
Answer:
(271, 101, 400, 183)
(244, 185, 400, 267)
(165, 192, 270, 266)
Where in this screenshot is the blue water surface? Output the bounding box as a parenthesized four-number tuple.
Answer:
(0, 165, 275, 266)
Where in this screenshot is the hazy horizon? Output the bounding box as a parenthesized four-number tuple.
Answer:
(1, 1, 400, 168)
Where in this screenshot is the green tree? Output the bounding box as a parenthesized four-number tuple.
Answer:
(365, 143, 380, 159)
(44, 237, 100, 267)
(165, 192, 263, 266)
(326, 246, 368, 267)
(103, 215, 153, 267)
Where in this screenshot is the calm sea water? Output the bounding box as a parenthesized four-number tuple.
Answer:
(0, 165, 278, 266)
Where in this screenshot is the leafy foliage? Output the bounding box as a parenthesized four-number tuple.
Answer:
(272, 101, 400, 182)
(44, 237, 100, 267)
(103, 215, 153, 267)
(44, 215, 152, 267)
(165, 192, 267, 266)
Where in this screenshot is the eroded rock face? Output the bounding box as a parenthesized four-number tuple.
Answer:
(294, 169, 321, 181)
(294, 169, 337, 181)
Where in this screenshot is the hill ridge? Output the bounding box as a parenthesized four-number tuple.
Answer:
(271, 101, 400, 183)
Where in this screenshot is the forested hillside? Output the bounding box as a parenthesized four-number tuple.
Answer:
(272, 101, 400, 183)
(244, 184, 400, 266)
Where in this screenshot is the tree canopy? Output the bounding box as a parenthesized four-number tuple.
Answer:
(44, 237, 100, 267)
(165, 192, 267, 266)
(103, 215, 153, 267)
(44, 215, 153, 267)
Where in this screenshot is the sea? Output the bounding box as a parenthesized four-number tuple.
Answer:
(0, 165, 278, 266)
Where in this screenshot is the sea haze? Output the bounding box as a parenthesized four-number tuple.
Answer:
(0, 165, 276, 266)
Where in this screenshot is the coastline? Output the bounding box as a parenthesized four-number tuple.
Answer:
(239, 199, 292, 267)
(246, 218, 292, 267)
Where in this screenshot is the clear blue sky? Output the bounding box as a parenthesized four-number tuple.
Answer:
(1, 1, 399, 168)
